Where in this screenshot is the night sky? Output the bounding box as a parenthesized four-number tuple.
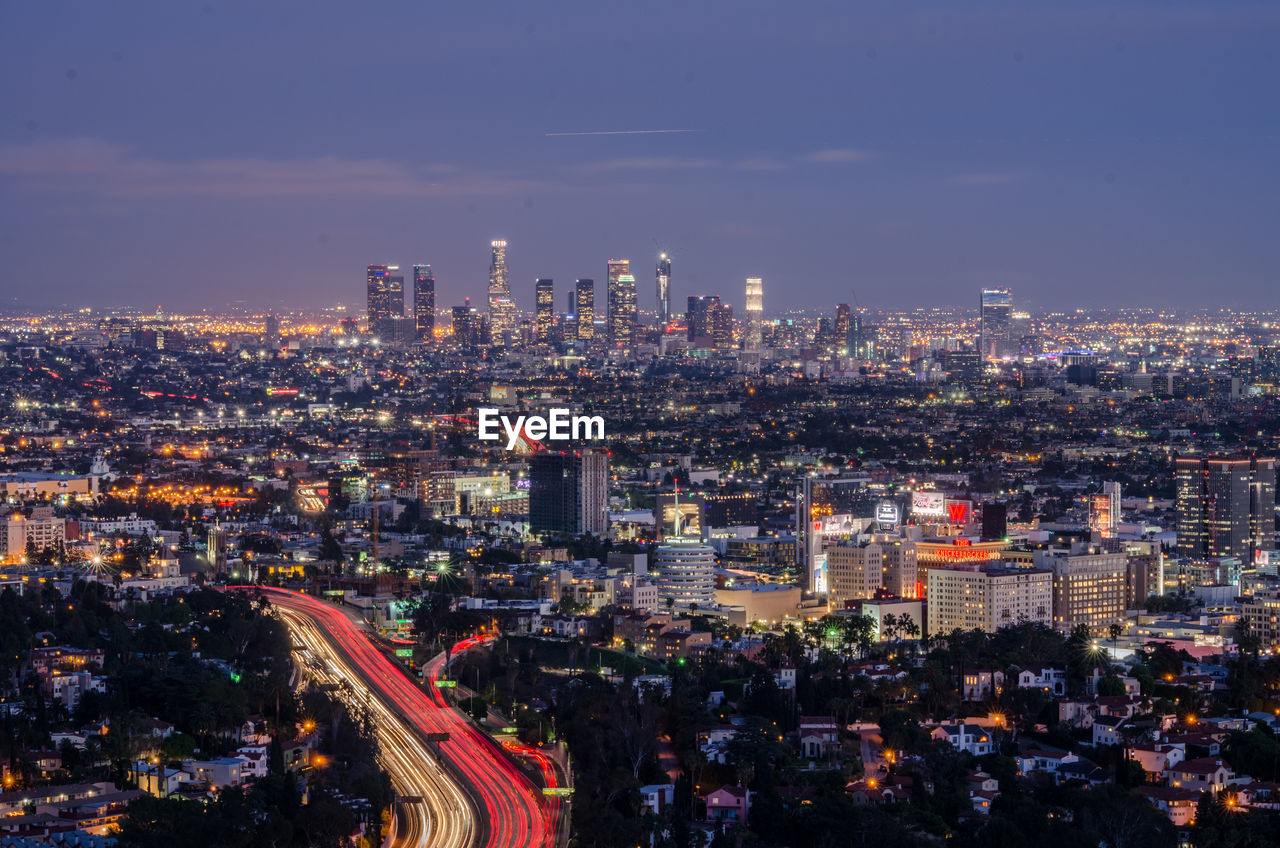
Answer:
(1, 1, 1278, 314)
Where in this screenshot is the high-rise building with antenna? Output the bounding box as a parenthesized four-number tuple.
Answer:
(655, 253, 672, 327)
(744, 276, 763, 350)
(487, 240, 516, 339)
(607, 259, 636, 348)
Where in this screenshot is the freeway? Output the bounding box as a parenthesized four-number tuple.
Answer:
(239, 587, 555, 848)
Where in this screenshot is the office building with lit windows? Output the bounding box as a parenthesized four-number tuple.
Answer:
(606, 259, 637, 348)
(1034, 545, 1126, 635)
(1175, 455, 1276, 564)
(366, 264, 404, 340)
(534, 278, 555, 342)
(412, 264, 434, 342)
(655, 253, 672, 327)
(925, 565, 1052, 635)
(979, 287, 1013, 359)
(487, 240, 516, 339)
(743, 277, 763, 351)
(451, 299, 482, 348)
(574, 279, 595, 341)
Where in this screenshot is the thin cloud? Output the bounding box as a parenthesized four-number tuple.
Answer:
(736, 157, 788, 172)
(545, 129, 700, 137)
(574, 156, 719, 173)
(0, 138, 537, 198)
(804, 148, 871, 164)
(948, 172, 1023, 186)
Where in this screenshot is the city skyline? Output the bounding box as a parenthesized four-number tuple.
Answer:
(3, 3, 1279, 312)
(6, 5, 1280, 847)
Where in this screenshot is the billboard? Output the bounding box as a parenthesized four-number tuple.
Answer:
(912, 491, 946, 517)
(944, 499, 973, 524)
(1089, 494, 1114, 537)
(875, 500, 901, 528)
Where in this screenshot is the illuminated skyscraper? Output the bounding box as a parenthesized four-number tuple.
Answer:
(451, 298, 482, 348)
(575, 279, 595, 341)
(413, 264, 435, 342)
(656, 253, 672, 327)
(834, 303, 851, 348)
(979, 288, 1013, 359)
(487, 240, 516, 339)
(743, 277, 763, 351)
(366, 264, 404, 340)
(687, 295, 720, 345)
(607, 259, 636, 348)
(264, 313, 280, 349)
(1176, 455, 1276, 563)
(534, 278, 555, 342)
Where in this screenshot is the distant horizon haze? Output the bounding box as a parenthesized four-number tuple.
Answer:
(1, 2, 1277, 311)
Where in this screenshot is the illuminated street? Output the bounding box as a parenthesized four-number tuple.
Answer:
(245, 587, 554, 848)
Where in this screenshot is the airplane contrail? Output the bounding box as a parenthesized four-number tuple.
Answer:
(544, 129, 700, 137)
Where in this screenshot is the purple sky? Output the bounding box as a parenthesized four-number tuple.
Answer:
(1, 1, 1278, 314)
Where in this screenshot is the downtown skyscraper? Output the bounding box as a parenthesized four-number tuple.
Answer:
(366, 264, 404, 341)
(979, 287, 1013, 359)
(606, 259, 637, 349)
(534, 278, 555, 342)
(743, 277, 763, 351)
(487, 240, 516, 340)
(655, 253, 672, 327)
(413, 264, 435, 342)
(575, 279, 595, 342)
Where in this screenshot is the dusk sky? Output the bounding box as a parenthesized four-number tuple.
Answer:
(2, 1, 1278, 314)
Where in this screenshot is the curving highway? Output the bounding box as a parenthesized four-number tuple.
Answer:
(237, 587, 555, 848)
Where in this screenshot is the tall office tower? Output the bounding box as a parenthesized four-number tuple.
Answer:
(1260, 346, 1280, 384)
(1089, 481, 1122, 539)
(712, 302, 734, 349)
(1011, 311, 1034, 355)
(264, 314, 280, 349)
(848, 309, 871, 358)
(534, 278, 555, 342)
(487, 240, 516, 339)
(654, 538, 717, 609)
(366, 264, 405, 340)
(575, 279, 595, 341)
(743, 277, 763, 350)
(529, 449, 609, 535)
(834, 303, 851, 348)
(979, 287, 1013, 359)
(795, 475, 874, 595)
(606, 259, 637, 348)
(926, 565, 1053, 634)
(656, 253, 672, 327)
(451, 298, 482, 348)
(1034, 545, 1127, 635)
(413, 264, 435, 342)
(1176, 455, 1277, 564)
(686, 295, 721, 345)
